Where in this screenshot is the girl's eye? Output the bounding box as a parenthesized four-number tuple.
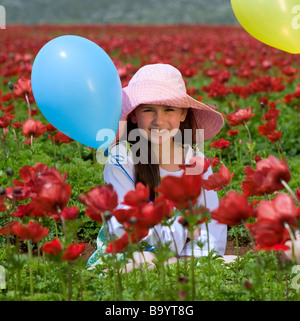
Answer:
(143, 109, 153, 112)
(165, 108, 174, 111)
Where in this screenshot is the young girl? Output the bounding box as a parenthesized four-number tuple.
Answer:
(88, 63, 228, 270)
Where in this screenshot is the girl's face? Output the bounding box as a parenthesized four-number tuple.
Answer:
(129, 104, 188, 145)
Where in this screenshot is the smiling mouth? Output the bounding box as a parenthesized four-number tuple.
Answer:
(150, 129, 169, 134)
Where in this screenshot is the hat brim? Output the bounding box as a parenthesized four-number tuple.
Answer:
(113, 80, 224, 144)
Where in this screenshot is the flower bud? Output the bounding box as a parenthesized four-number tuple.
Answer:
(104, 211, 112, 220)
(244, 280, 253, 289)
(8, 81, 14, 91)
(6, 168, 14, 177)
(129, 217, 137, 225)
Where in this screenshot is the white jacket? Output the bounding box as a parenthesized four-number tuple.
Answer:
(103, 141, 227, 257)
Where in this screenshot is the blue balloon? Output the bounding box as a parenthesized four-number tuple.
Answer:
(31, 35, 122, 149)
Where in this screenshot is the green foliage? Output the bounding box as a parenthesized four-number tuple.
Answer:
(1, 26, 300, 301)
(2, 248, 298, 301)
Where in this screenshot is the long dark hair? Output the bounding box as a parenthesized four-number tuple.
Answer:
(124, 108, 198, 201)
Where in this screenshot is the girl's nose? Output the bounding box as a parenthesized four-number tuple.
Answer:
(152, 110, 165, 126)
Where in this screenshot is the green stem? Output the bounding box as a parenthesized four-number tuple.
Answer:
(243, 121, 252, 144)
(1, 135, 6, 159)
(233, 226, 240, 280)
(27, 240, 34, 296)
(243, 121, 253, 163)
(168, 225, 180, 279)
(280, 179, 300, 206)
(43, 252, 47, 284)
(25, 93, 31, 117)
(234, 140, 239, 163)
(205, 221, 211, 291)
(227, 151, 233, 173)
(107, 218, 122, 301)
(78, 262, 83, 301)
(15, 268, 20, 299)
(190, 232, 195, 301)
(284, 223, 296, 265)
(67, 262, 72, 301)
(276, 142, 283, 159)
(12, 128, 19, 153)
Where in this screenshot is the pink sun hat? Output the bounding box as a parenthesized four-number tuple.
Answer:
(113, 63, 224, 144)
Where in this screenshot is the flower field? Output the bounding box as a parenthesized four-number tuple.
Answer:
(0, 24, 300, 301)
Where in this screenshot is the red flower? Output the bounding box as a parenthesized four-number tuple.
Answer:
(11, 202, 45, 218)
(254, 155, 291, 194)
(202, 164, 234, 191)
(14, 76, 34, 102)
(49, 131, 74, 143)
(13, 221, 49, 243)
(106, 232, 131, 253)
(79, 184, 118, 222)
(227, 129, 239, 136)
(0, 116, 10, 128)
(202, 80, 229, 98)
(241, 166, 265, 197)
(30, 168, 71, 214)
(62, 243, 86, 261)
(156, 172, 202, 209)
(210, 138, 231, 149)
(179, 156, 210, 176)
(137, 195, 173, 228)
(1, 92, 13, 102)
(246, 219, 290, 251)
(32, 167, 67, 187)
(241, 155, 291, 195)
(211, 191, 253, 226)
(179, 206, 209, 227)
(33, 181, 72, 214)
(5, 186, 31, 201)
(0, 194, 7, 213)
(210, 157, 219, 168)
(41, 238, 63, 255)
(11, 121, 22, 129)
(44, 124, 57, 132)
(257, 119, 277, 136)
(13, 163, 49, 197)
(254, 155, 261, 163)
(106, 229, 149, 253)
(265, 130, 282, 143)
(113, 194, 173, 232)
(47, 213, 61, 222)
(61, 206, 78, 220)
(22, 118, 46, 138)
(296, 188, 300, 202)
(261, 106, 280, 121)
(122, 182, 150, 207)
(227, 106, 255, 126)
(0, 220, 20, 236)
(256, 193, 298, 228)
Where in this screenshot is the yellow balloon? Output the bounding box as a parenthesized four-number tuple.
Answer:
(231, 0, 300, 54)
